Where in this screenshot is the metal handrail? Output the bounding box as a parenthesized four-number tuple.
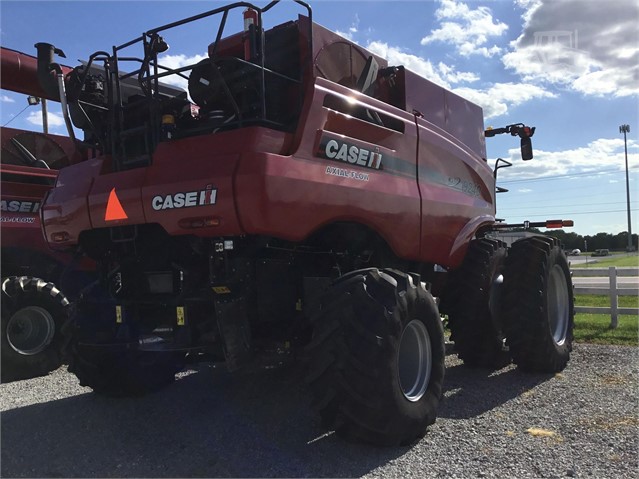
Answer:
(95, 1, 313, 168)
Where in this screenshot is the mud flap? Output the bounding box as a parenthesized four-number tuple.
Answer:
(215, 296, 252, 371)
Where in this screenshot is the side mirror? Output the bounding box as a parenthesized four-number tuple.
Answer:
(521, 136, 533, 161)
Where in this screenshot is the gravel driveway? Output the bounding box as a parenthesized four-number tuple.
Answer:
(1, 343, 637, 478)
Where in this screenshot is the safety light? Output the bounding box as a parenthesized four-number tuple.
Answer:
(545, 220, 574, 229)
(27, 96, 40, 106)
(51, 231, 70, 242)
(178, 216, 221, 229)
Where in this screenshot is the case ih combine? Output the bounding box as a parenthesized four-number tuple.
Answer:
(30, 1, 573, 445)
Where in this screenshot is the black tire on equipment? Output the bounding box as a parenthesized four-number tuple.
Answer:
(307, 268, 445, 446)
(66, 307, 186, 396)
(441, 238, 511, 369)
(68, 344, 185, 396)
(502, 236, 574, 373)
(1, 276, 69, 382)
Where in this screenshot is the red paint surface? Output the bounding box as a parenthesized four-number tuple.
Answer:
(40, 17, 496, 269)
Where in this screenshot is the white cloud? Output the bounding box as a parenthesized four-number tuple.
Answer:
(454, 82, 556, 119)
(420, 0, 508, 57)
(504, 0, 639, 97)
(518, 188, 533, 193)
(337, 13, 360, 40)
(157, 53, 208, 90)
(367, 42, 551, 118)
(26, 110, 65, 128)
(437, 62, 478, 83)
(368, 41, 451, 88)
(514, 0, 543, 24)
(495, 137, 639, 180)
(1, 95, 15, 103)
(367, 41, 478, 88)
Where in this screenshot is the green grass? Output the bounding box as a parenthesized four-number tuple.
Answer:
(574, 294, 638, 346)
(571, 253, 639, 268)
(576, 294, 638, 308)
(574, 314, 638, 346)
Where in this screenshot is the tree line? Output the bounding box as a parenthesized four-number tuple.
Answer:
(537, 230, 637, 252)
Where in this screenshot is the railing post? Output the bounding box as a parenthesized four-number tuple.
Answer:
(609, 266, 618, 329)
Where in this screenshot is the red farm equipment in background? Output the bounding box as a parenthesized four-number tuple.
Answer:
(0, 47, 92, 382)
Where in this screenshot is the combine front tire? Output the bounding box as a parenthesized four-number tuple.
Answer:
(307, 269, 445, 446)
(502, 237, 574, 373)
(441, 238, 510, 369)
(1, 276, 69, 382)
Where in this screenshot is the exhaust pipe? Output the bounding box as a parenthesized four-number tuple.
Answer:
(35, 42, 64, 101)
(34, 42, 75, 142)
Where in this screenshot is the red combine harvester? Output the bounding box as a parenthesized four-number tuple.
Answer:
(0, 48, 91, 382)
(33, 1, 573, 445)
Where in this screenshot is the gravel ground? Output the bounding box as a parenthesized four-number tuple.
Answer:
(1, 343, 637, 478)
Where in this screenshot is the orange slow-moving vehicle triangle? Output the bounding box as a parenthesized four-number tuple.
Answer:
(105, 188, 128, 221)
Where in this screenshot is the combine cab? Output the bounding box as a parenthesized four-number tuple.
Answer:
(35, 1, 573, 445)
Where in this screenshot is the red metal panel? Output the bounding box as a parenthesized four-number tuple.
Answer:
(258, 77, 422, 260)
(404, 68, 487, 160)
(235, 150, 422, 260)
(142, 139, 244, 237)
(41, 158, 102, 246)
(416, 116, 495, 267)
(445, 89, 487, 161)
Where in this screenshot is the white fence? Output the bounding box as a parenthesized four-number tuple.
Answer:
(573, 267, 639, 328)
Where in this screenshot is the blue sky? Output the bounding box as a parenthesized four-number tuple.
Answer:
(1, 0, 637, 236)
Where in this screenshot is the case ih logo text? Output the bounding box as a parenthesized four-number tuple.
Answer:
(320, 137, 383, 170)
(152, 187, 217, 211)
(1, 200, 40, 213)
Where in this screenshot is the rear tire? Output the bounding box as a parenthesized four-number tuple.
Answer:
(502, 237, 574, 373)
(441, 239, 511, 369)
(1, 276, 69, 382)
(307, 268, 445, 446)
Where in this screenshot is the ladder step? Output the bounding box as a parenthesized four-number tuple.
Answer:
(121, 154, 151, 166)
(123, 98, 148, 110)
(119, 126, 147, 139)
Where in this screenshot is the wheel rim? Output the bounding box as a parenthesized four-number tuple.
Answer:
(397, 319, 432, 402)
(488, 273, 504, 321)
(6, 306, 56, 355)
(547, 265, 570, 345)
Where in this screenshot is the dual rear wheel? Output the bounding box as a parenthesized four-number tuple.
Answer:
(444, 236, 574, 373)
(502, 236, 574, 372)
